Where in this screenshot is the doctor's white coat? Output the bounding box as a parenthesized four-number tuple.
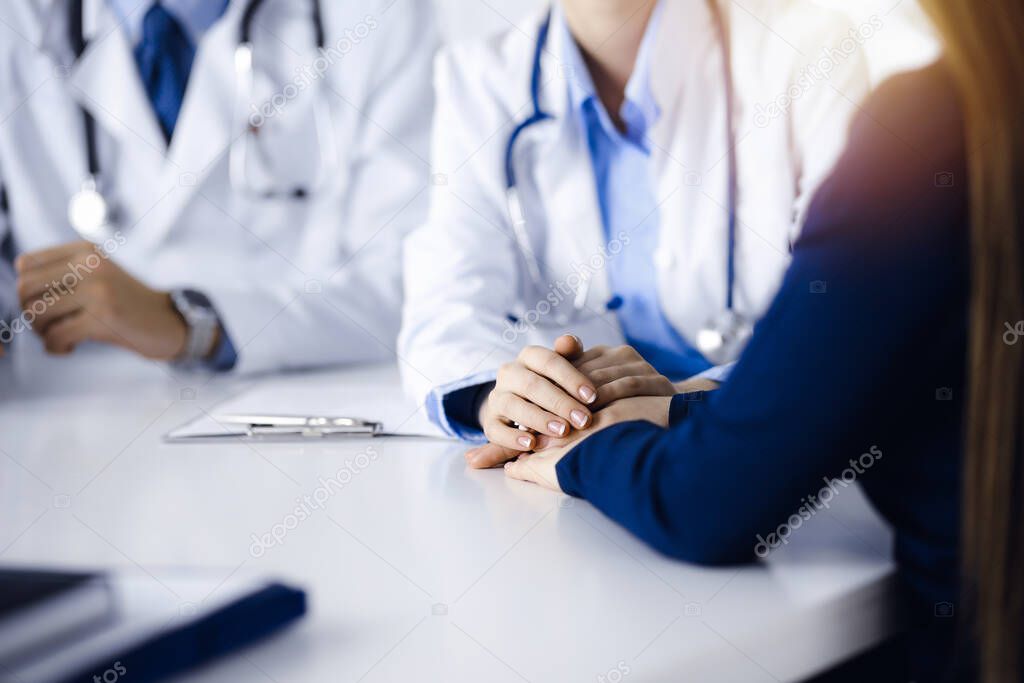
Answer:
(399, 0, 871, 407)
(0, 0, 435, 383)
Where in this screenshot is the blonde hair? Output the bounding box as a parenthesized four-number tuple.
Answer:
(920, 1, 1024, 679)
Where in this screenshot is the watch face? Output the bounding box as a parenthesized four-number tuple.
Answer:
(180, 289, 214, 309)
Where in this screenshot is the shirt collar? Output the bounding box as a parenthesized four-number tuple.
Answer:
(555, 1, 663, 145)
(107, 0, 229, 46)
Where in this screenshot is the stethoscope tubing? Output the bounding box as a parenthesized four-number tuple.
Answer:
(69, 0, 99, 179)
(503, 1, 740, 322)
(707, 0, 738, 312)
(241, 0, 325, 49)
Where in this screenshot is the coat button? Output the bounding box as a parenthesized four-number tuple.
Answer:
(653, 248, 675, 270)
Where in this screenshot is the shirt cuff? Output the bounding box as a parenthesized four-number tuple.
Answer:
(669, 391, 707, 427)
(425, 370, 498, 443)
(695, 362, 735, 384)
(204, 324, 238, 372)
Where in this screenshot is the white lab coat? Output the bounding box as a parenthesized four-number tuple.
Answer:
(0, 0, 435, 386)
(399, 0, 870, 406)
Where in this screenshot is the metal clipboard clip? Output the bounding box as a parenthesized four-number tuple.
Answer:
(219, 414, 384, 438)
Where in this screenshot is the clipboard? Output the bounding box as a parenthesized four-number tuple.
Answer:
(163, 368, 448, 443)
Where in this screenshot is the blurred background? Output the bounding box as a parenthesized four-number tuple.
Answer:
(434, 0, 940, 84)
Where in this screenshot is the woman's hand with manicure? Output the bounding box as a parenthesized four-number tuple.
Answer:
(474, 335, 597, 465)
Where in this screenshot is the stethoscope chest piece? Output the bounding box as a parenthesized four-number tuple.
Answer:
(68, 176, 114, 244)
(696, 309, 752, 366)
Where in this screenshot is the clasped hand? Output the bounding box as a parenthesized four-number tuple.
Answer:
(467, 335, 683, 474)
(14, 240, 189, 360)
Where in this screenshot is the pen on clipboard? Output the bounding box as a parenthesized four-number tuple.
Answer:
(219, 415, 383, 438)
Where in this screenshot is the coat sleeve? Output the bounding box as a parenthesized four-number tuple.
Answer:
(397, 43, 526, 408)
(202, 0, 438, 375)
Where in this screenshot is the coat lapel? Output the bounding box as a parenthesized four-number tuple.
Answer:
(61, 0, 167, 159)
(136, 0, 244, 248)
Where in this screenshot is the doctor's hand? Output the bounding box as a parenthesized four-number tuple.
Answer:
(15, 241, 188, 360)
(467, 393, 674, 470)
(476, 336, 597, 460)
(501, 394, 674, 490)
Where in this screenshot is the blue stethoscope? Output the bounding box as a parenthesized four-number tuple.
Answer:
(503, 0, 752, 364)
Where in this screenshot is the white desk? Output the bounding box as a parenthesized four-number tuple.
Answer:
(0, 361, 899, 682)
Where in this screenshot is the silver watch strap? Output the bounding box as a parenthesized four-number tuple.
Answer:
(169, 289, 220, 367)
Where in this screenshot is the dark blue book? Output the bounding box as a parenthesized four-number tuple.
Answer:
(1, 571, 306, 683)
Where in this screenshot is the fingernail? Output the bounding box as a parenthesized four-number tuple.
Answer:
(570, 410, 588, 428)
(518, 435, 533, 449)
(578, 386, 596, 404)
(464, 448, 478, 460)
(548, 421, 567, 436)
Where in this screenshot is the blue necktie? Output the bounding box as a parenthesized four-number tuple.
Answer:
(134, 3, 195, 142)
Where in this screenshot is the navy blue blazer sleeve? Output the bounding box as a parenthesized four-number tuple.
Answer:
(554, 65, 968, 565)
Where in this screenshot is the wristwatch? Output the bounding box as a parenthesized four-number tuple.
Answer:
(169, 289, 221, 366)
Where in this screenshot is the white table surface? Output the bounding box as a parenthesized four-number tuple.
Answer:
(0, 358, 899, 683)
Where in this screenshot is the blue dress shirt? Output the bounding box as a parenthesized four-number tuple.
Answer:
(108, 0, 229, 46)
(556, 64, 972, 681)
(559, 3, 712, 382)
